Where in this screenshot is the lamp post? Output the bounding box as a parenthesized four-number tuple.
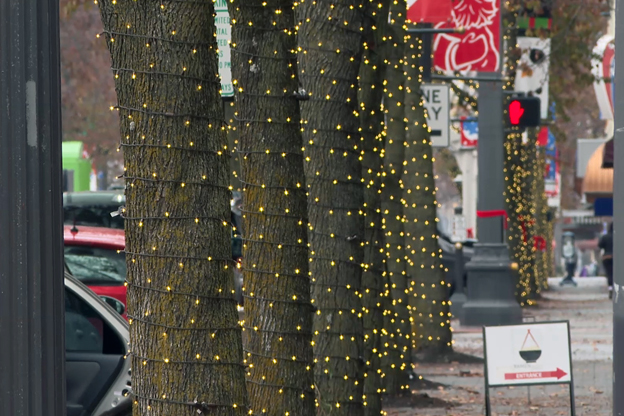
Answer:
(459, 0, 522, 326)
(612, 0, 624, 414)
(406, 3, 522, 327)
(0, 1, 66, 414)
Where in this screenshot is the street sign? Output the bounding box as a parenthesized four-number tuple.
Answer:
(483, 321, 575, 416)
(451, 213, 466, 242)
(460, 117, 478, 148)
(422, 83, 450, 147)
(215, 0, 233, 98)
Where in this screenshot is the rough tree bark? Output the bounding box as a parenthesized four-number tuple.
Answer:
(403, 34, 452, 358)
(97, 1, 249, 415)
(296, 0, 366, 414)
(380, 0, 412, 394)
(228, 1, 315, 415)
(358, 1, 390, 414)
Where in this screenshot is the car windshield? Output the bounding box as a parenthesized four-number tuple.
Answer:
(64, 205, 124, 229)
(64, 246, 127, 284)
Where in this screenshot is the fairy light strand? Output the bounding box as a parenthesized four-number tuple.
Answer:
(96, 0, 250, 414)
(296, 0, 369, 413)
(228, 0, 316, 415)
(380, 0, 412, 394)
(358, 0, 392, 414)
(402, 30, 452, 357)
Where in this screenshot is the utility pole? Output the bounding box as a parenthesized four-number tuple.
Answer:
(612, 0, 624, 413)
(0, 1, 66, 415)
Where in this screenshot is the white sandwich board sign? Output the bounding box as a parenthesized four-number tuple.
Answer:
(483, 321, 575, 416)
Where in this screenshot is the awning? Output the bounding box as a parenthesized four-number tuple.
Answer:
(603, 137, 613, 168)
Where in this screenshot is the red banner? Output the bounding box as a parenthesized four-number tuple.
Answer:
(407, 0, 453, 24)
(433, 0, 501, 72)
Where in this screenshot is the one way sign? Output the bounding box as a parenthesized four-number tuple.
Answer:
(422, 83, 450, 147)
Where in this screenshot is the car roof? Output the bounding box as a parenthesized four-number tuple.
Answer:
(63, 191, 125, 206)
(64, 225, 125, 249)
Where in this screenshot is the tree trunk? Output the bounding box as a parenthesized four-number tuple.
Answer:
(533, 146, 549, 294)
(359, 1, 390, 414)
(296, 1, 366, 414)
(227, 1, 315, 415)
(403, 34, 452, 358)
(521, 138, 539, 303)
(380, 0, 412, 394)
(97, 1, 249, 415)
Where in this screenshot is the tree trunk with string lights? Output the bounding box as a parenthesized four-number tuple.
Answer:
(521, 138, 539, 302)
(501, 4, 538, 306)
(358, 1, 390, 414)
(533, 146, 549, 294)
(296, 1, 366, 414)
(380, 0, 412, 395)
(97, 1, 249, 415)
(227, 1, 315, 415)
(403, 34, 452, 358)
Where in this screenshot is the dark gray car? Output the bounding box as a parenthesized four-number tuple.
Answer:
(65, 272, 131, 416)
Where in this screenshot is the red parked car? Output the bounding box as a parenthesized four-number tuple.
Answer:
(63, 225, 128, 319)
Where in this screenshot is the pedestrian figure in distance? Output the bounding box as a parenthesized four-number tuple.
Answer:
(599, 222, 614, 299)
(560, 233, 578, 287)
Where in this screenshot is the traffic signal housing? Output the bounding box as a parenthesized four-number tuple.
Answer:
(507, 96, 541, 128)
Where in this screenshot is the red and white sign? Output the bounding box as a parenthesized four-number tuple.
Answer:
(592, 35, 615, 120)
(407, 0, 453, 24)
(433, 0, 501, 72)
(504, 368, 568, 381)
(484, 322, 572, 387)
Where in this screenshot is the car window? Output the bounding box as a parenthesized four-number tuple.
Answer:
(65, 289, 104, 353)
(64, 246, 127, 284)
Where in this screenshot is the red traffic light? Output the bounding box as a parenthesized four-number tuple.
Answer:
(508, 97, 540, 128)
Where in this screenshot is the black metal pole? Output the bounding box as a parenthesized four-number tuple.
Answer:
(613, 0, 624, 414)
(449, 241, 467, 320)
(0, 1, 65, 415)
(461, 0, 521, 326)
(420, 23, 433, 83)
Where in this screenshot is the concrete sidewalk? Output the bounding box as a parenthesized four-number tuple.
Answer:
(386, 284, 613, 415)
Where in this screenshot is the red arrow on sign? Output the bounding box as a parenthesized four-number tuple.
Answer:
(504, 368, 568, 381)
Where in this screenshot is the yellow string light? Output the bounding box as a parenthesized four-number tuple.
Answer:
(380, 0, 412, 395)
(228, 0, 316, 415)
(402, 30, 451, 357)
(96, 0, 250, 413)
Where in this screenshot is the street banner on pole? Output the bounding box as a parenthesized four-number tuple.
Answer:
(406, 0, 453, 24)
(544, 128, 560, 207)
(592, 35, 615, 120)
(515, 37, 551, 119)
(460, 117, 478, 148)
(433, 0, 501, 72)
